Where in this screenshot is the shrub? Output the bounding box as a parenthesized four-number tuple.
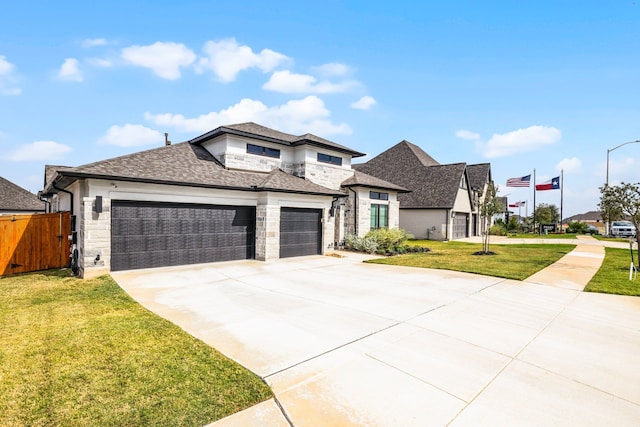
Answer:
(344, 228, 414, 254)
(567, 221, 590, 234)
(489, 224, 507, 236)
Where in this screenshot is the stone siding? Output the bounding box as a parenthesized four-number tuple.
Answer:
(80, 196, 110, 279)
(255, 204, 280, 261)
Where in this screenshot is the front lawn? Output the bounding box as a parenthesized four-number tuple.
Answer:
(0, 271, 272, 427)
(585, 247, 640, 296)
(368, 241, 575, 280)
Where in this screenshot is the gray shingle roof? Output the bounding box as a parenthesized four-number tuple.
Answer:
(354, 140, 472, 209)
(46, 141, 343, 196)
(341, 170, 409, 192)
(0, 176, 45, 212)
(466, 163, 492, 192)
(189, 122, 366, 157)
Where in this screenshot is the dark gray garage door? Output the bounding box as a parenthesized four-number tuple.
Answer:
(452, 214, 468, 240)
(280, 208, 322, 258)
(111, 201, 255, 271)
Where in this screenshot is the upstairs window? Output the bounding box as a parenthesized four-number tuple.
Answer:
(370, 191, 389, 200)
(317, 153, 342, 166)
(247, 143, 280, 158)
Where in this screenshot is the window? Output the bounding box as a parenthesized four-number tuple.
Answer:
(317, 153, 342, 166)
(370, 191, 389, 200)
(247, 143, 280, 158)
(370, 204, 388, 229)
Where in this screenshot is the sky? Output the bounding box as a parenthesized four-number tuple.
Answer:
(1, 1, 639, 218)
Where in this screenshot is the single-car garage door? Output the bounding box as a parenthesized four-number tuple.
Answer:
(452, 214, 468, 240)
(280, 208, 322, 258)
(111, 201, 255, 271)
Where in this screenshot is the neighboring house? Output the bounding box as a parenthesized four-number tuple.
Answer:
(40, 122, 404, 278)
(563, 211, 605, 234)
(353, 140, 492, 240)
(0, 176, 45, 215)
(494, 196, 509, 224)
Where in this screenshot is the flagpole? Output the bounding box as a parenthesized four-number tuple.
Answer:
(560, 169, 564, 232)
(533, 169, 536, 234)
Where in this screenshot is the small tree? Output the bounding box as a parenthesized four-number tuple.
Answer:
(599, 182, 640, 267)
(599, 182, 640, 238)
(479, 182, 503, 254)
(532, 203, 560, 227)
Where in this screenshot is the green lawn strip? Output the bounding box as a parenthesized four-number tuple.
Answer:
(584, 247, 640, 296)
(506, 233, 579, 239)
(0, 271, 272, 427)
(369, 241, 575, 280)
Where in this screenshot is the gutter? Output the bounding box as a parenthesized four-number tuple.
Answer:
(52, 182, 73, 214)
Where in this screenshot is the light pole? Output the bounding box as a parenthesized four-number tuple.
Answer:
(605, 140, 640, 235)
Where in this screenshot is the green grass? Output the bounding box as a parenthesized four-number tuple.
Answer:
(0, 270, 272, 427)
(506, 233, 579, 239)
(369, 241, 575, 280)
(585, 247, 640, 296)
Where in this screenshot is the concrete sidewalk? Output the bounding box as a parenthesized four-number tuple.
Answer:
(112, 238, 640, 426)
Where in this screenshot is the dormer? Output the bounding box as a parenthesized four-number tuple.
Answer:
(189, 122, 365, 190)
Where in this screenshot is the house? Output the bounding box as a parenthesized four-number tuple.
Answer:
(39, 123, 405, 278)
(353, 140, 492, 240)
(563, 211, 605, 234)
(0, 176, 45, 215)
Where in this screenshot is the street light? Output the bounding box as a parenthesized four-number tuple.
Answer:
(606, 140, 640, 186)
(604, 140, 640, 235)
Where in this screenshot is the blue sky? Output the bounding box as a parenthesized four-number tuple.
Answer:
(1, 1, 639, 218)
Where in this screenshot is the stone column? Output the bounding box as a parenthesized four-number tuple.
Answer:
(255, 204, 280, 261)
(80, 197, 110, 279)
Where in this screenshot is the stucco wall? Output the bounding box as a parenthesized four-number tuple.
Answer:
(400, 209, 448, 240)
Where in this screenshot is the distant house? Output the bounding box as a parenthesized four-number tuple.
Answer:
(353, 140, 492, 240)
(0, 176, 45, 215)
(564, 211, 605, 233)
(39, 122, 405, 278)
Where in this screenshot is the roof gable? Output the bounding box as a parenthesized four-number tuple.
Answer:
(466, 163, 492, 191)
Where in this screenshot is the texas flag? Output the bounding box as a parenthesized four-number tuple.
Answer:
(535, 176, 560, 191)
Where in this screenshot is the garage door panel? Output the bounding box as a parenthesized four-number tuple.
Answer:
(111, 201, 255, 271)
(280, 208, 321, 258)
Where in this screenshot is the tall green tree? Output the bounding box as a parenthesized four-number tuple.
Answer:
(532, 203, 560, 226)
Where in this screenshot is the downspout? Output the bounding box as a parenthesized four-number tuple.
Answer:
(37, 192, 51, 213)
(349, 187, 358, 236)
(445, 210, 450, 241)
(53, 182, 78, 273)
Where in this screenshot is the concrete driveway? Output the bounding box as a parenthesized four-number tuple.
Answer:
(112, 242, 640, 426)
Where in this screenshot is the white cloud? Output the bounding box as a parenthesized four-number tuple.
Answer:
(455, 129, 480, 140)
(81, 38, 110, 48)
(145, 95, 351, 136)
(0, 55, 21, 95)
(196, 38, 289, 82)
(311, 63, 352, 77)
(87, 58, 113, 68)
(483, 125, 561, 158)
(556, 157, 581, 173)
(8, 141, 72, 161)
(57, 58, 83, 82)
(121, 42, 196, 80)
(263, 70, 357, 94)
(98, 124, 164, 147)
(351, 96, 376, 110)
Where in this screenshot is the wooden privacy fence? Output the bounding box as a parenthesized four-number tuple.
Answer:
(0, 212, 71, 276)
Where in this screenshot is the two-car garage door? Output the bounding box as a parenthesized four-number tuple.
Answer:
(111, 201, 255, 271)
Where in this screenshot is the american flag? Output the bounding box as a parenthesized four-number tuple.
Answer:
(509, 201, 526, 208)
(506, 175, 531, 187)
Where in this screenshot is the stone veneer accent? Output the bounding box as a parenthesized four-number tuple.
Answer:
(255, 204, 281, 261)
(303, 163, 354, 190)
(80, 196, 110, 279)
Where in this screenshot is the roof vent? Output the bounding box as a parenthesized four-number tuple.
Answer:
(164, 132, 171, 146)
